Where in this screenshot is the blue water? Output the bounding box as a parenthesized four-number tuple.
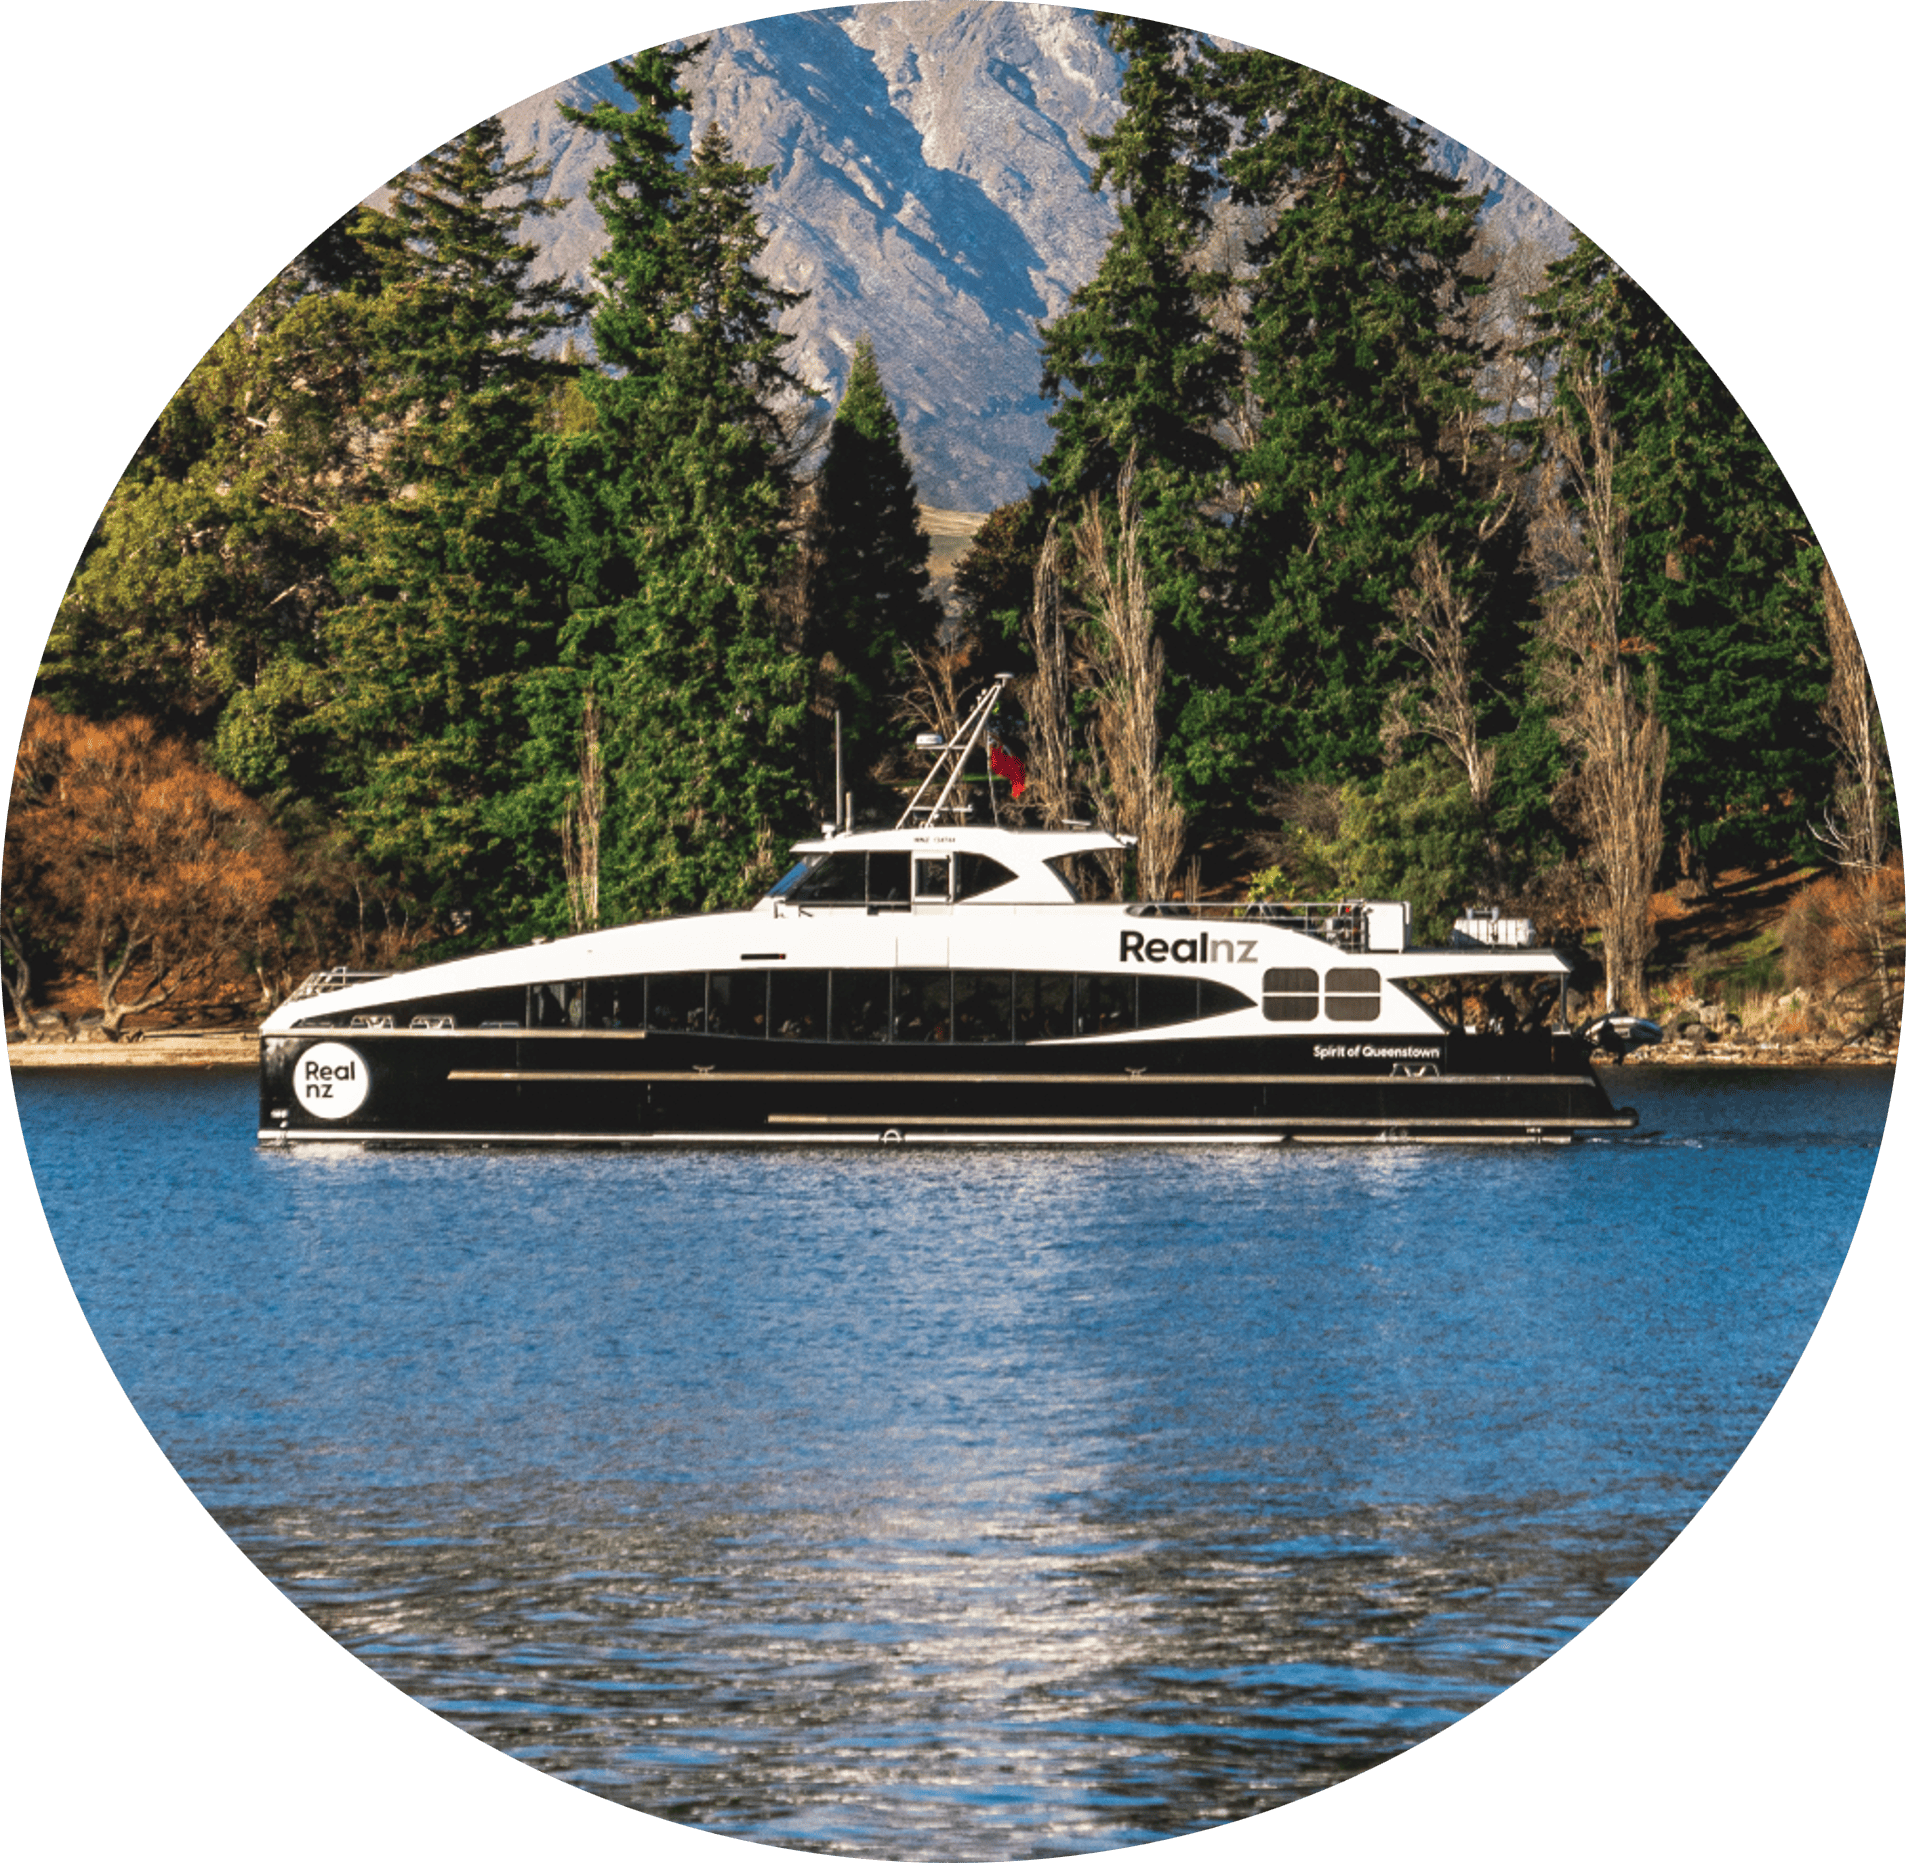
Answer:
(17, 1066, 1890, 1857)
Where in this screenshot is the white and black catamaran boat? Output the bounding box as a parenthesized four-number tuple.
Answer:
(260, 678, 1637, 1146)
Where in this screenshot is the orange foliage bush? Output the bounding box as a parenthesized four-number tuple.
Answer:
(4, 700, 288, 1035)
(1780, 857, 1905, 1032)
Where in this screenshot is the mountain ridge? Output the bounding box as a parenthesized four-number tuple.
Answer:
(487, 6, 1567, 509)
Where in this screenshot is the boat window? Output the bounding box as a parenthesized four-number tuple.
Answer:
(1016, 972, 1074, 1041)
(1262, 967, 1319, 1022)
(1042, 857, 1087, 901)
(769, 969, 828, 1040)
(647, 971, 706, 1032)
(954, 971, 1012, 1042)
(707, 970, 767, 1036)
(1136, 974, 1201, 1030)
(954, 853, 1016, 900)
(1200, 981, 1253, 1018)
(586, 976, 644, 1029)
(831, 970, 892, 1043)
(767, 859, 813, 899)
(1325, 967, 1383, 1022)
(527, 981, 585, 1029)
(1076, 973, 1134, 1037)
(867, 851, 911, 904)
(913, 856, 951, 905)
(894, 970, 952, 1042)
(790, 853, 865, 903)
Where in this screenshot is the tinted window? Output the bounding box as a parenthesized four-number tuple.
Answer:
(955, 854, 1016, 900)
(769, 969, 828, 1040)
(1262, 967, 1318, 1023)
(867, 851, 911, 903)
(831, 970, 891, 1043)
(647, 972, 705, 1032)
(1201, 981, 1253, 1017)
(707, 970, 767, 1036)
(789, 852, 864, 903)
(586, 976, 644, 1029)
(1326, 966, 1383, 1022)
(894, 970, 951, 1042)
(1015, 973, 1073, 1042)
(1077, 973, 1134, 1037)
(914, 857, 950, 904)
(1136, 974, 1201, 1030)
(446, 986, 527, 1029)
(527, 981, 584, 1029)
(953, 971, 1012, 1042)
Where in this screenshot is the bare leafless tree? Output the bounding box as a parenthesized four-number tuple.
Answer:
(1020, 517, 1077, 827)
(1814, 563, 1894, 874)
(1073, 456, 1187, 901)
(1530, 372, 1667, 1014)
(561, 688, 604, 933)
(896, 634, 982, 749)
(1380, 536, 1496, 810)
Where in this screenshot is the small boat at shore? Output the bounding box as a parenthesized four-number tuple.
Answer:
(258, 679, 1637, 1147)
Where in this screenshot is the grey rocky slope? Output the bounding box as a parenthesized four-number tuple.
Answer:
(490, 5, 1567, 511)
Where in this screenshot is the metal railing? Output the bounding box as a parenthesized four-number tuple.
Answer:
(1125, 900, 1373, 951)
(286, 967, 396, 1003)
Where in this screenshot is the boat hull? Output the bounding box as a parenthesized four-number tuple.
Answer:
(259, 1029, 1635, 1146)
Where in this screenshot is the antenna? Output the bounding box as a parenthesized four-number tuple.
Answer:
(898, 675, 1012, 828)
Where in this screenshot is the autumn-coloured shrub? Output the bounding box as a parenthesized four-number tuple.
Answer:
(4, 700, 288, 1036)
(1779, 858, 1904, 1034)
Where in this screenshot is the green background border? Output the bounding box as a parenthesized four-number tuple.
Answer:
(3, 3, 1890, 1845)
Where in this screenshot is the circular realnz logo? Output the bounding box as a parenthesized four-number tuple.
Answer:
(293, 1041, 370, 1119)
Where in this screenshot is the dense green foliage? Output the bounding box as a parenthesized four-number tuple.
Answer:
(806, 337, 944, 797)
(24, 26, 1885, 1004)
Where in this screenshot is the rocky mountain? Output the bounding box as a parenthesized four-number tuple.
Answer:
(489, 5, 1568, 511)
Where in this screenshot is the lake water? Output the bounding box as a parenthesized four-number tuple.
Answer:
(17, 1065, 1890, 1858)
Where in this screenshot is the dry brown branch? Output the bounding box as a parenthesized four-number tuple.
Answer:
(560, 687, 604, 933)
(1531, 373, 1667, 1014)
(1381, 536, 1496, 810)
(1021, 517, 1076, 827)
(1073, 455, 1187, 901)
(1815, 562, 1893, 875)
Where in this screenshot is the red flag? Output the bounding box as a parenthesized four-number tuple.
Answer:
(989, 743, 1026, 798)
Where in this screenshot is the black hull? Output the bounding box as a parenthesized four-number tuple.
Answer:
(260, 1029, 1636, 1146)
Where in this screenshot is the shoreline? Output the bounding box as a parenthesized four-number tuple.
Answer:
(8, 1032, 260, 1068)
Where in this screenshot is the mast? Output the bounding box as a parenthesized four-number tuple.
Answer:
(897, 675, 1011, 828)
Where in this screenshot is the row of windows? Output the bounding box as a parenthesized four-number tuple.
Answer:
(769, 849, 1022, 906)
(1262, 966, 1385, 1023)
(309, 968, 1258, 1043)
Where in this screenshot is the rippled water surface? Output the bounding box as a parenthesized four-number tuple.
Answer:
(19, 1066, 1890, 1857)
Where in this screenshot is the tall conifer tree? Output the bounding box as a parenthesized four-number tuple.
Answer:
(1035, 17, 1237, 815)
(806, 336, 942, 807)
(1524, 234, 1830, 874)
(324, 117, 580, 937)
(1218, 54, 1500, 796)
(582, 121, 816, 918)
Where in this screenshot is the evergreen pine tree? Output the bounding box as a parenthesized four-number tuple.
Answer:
(1034, 17, 1238, 819)
(1037, 18, 1234, 503)
(585, 122, 816, 918)
(323, 117, 581, 939)
(1219, 53, 1502, 798)
(806, 336, 942, 809)
(546, 45, 700, 615)
(1524, 234, 1831, 874)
